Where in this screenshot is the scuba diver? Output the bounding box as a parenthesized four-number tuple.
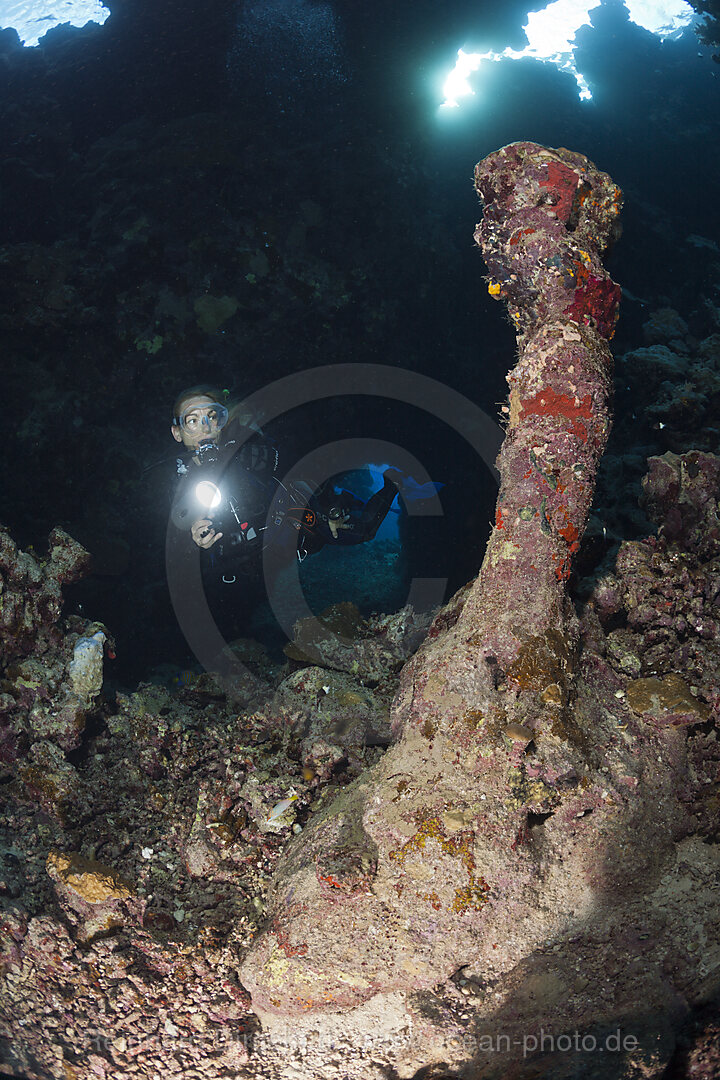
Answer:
(167, 386, 405, 631)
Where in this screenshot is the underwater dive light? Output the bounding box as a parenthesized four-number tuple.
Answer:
(195, 480, 222, 511)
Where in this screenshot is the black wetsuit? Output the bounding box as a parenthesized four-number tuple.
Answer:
(168, 420, 400, 585)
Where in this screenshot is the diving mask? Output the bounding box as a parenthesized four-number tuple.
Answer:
(176, 401, 229, 434)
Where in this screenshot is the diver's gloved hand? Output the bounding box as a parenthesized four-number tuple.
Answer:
(327, 507, 352, 539)
(191, 517, 223, 549)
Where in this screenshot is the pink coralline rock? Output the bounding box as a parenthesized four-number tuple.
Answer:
(240, 145, 720, 1076)
(584, 452, 720, 732)
(640, 449, 720, 558)
(0, 528, 111, 801)
(16, 738, 90, 823)
(0, 526, 89, 662)
(283, 601, 431, 681)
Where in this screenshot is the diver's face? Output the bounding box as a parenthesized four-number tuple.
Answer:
(171, 396, 223, 451)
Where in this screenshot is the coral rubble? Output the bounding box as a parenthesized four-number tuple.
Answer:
(0, 538, 422, 1078)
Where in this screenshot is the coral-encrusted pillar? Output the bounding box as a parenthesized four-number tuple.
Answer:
(240, 145, 623, 1027)
(456, 142, 621, 683)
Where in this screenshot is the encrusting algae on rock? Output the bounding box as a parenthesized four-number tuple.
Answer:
(238, 144, 720, 1078)
(46, 850, 134, 904)
(241, 141, 625, 1013)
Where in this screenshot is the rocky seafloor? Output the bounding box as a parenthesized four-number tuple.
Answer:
(2, 444, 720, 1080)
(0, 529, 434, 1078)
